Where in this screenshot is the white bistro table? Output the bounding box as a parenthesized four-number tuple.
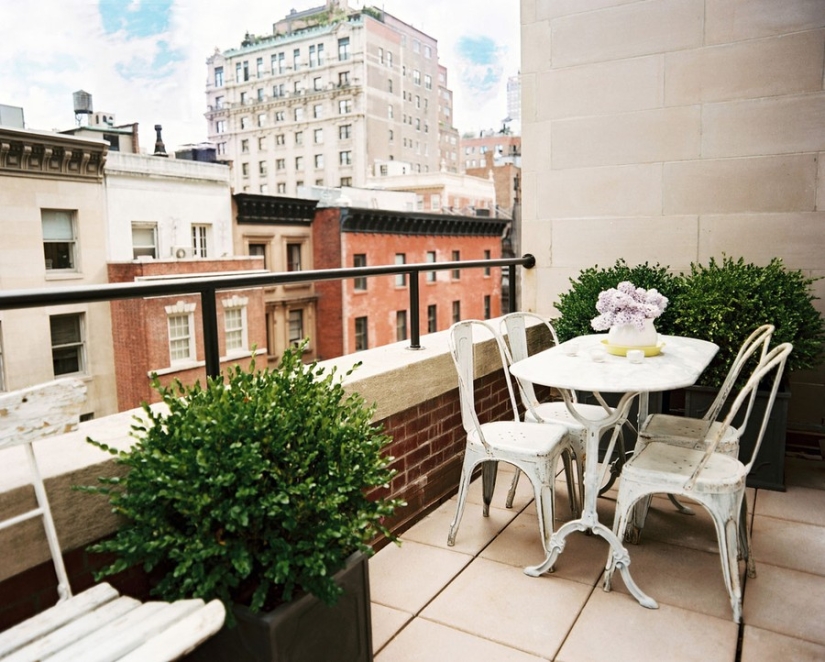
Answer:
(509, 333, 718, 609)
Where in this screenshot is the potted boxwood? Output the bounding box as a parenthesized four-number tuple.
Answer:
(82, 344, 402, 661)
(670, 256, 825, 489)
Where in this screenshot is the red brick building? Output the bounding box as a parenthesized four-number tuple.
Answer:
(313, 206, 507, 359)
(108, 258, 267, 410)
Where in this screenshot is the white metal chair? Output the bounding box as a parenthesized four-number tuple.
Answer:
(447, 320, 572, 561)
(501, 312, 624, 516)
(604, 342, 792, 623)
(0, 379, 225, 662)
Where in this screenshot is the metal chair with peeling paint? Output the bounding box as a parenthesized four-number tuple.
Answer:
(0, 379, 225, 662)
(604, 342, 792, 623)
(447, 320, 572, 563)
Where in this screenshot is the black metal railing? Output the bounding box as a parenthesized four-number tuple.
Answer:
(0, 254, 536, 378)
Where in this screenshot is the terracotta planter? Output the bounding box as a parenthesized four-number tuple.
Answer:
(185, 551, 373, 662)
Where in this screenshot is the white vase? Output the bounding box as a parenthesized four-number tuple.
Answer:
(607, 319, 658, 347)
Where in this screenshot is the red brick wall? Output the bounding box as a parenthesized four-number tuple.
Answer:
(312, 208, 346, 360)
(108, 259, 267, 410)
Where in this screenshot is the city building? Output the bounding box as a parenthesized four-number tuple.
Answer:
(437, 64, 460, 173)
(204, 0, 455, 195)
(459, 129, 521, 173)
(312, 206, 506, 358)
(506, 73, 521, 123)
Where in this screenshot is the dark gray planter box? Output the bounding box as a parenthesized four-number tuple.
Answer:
(185, 551, 373, 662)
(684, 385, 791, 491)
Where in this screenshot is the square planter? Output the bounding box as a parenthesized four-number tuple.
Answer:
(684, 385, 791, 491)
(185, 551, 373, 662)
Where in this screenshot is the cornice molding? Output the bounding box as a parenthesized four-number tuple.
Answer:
(340, 207, 507, 236)
(0, 130, 107, 181)
(234, 192, 317, 225)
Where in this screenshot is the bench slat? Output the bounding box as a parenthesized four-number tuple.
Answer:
(0, 583, 119, 657)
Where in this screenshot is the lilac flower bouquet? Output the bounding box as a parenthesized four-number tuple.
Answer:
(591, 281, 669, 331)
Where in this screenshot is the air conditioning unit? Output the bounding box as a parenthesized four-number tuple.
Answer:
(172, 246, 191, 259)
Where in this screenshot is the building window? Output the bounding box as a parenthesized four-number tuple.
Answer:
(223, 296, 249, 355)
(314, 76, 322, 90)
(249, 242, 267, 269)
(258, 161, 266, 176)
(286, 242, 302, 271)
(240, 116, 250, 129)
(389, 129, 394, 143)
(131, 222, 157, 259)
(192, 224, 209, 258)
(241, 139, 249, 153)
(484, 249, 491, 276)
(276, 133, 285, 146)
(387, 104, 393, 119)
(273, 83, 284, 97)
(484, 295, 491, 320)
(257, 112, 266, 127)
(309, 44, 317, 68)
(241, 162, 249, 177)
(215, 96, 224, 109)
(295, 131, 304, 145)
(452, 301, 461, 324)
(340, 176, 352, 186)
(378, 47, 384, 64)
(258, 137, 267, 150)
(295, 156, 304, 170)
(413, 69, 421, 85)
(217, 142, 226, 155)
(277, 182, 286, 193)
(339, 151, 352, 165)
(387, 51, 393, 67)
(42, 210, 77, 271)
(256, 57, 263, 78)
(216, 119, 227, 133)
(214, 66, 224, 86)
(339, 98, 352, 114)
(313, 104, 323, 119)
(353, 254, 366, 290)
(288, 309, 304, 346)
(396, 310, 407, 341)
(431, 194, 440, 211)
(293, 80, 302, 94)
(338, 37, 350, 61)
(339, 124, 351, 140)
(294, 107, 304, 121)
(314, 128, 323, 143)
(166, 302, 196, 363)
(293, 48, 302, 70)
(427, 304, 437, 333)
(338, 71, 350, 86)
(275, 110, 285, 122)
(276, 158, 286, 170)
(314, 154, 324, 168)
(424, 74, 432, 90)
(50, 313, 85, 376)
(426, 250, 436, 282)
(452, 250, 460, 279)
(354, 316, 368, 351)
(394, 253, 407, 287)
(388, 78, 393, 93)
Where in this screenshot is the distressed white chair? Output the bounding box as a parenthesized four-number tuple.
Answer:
(630, 325, 774, 536)
(447, 320, 572, 562)
(501, 312, 622, 516)
(0, 379, 225, 662)
(604, 342, 792, 623)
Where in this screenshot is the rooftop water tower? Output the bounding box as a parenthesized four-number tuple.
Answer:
(72, 90, 93, 126)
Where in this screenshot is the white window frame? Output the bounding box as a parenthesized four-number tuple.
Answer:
(222, 295, 249, 356)
(131, 222, 158, 259)
(192, 224, 210, 258)
(166, 301, 197, 364)
(42, 209, 78, 272)
(288, 308, 305, 347)
(50, 313, 86, 377)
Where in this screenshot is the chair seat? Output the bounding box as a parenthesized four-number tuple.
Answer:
(622, 441, 747, 495)
(525, 401, 610, 433)
(468, 420, 568, 458)
(0, 582, 225, 662)
(640, 414, 740, 456)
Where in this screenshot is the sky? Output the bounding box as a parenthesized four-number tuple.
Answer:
(0, 0, 521, 150)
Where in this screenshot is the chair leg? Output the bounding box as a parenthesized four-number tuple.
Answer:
(448, 459, 477, 546)
(706, 493, 744, 623)
(561, 450, 580, 518)
(481, 461, 498, 517)
(533, 479, 557, 554)
(604, 490, 636, 591)
(739, 495, 757, 579)
(506, 468, 520, 509)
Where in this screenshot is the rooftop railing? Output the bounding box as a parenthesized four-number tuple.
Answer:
(0, 254, 535, 378)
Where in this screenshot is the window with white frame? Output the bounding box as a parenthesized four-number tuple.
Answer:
(386, 51, 392, 67)
(166, 301, 196, 364)
(42, 209, 77, 271)
(424, 74, 432, 90)
(314, 154, 324, 168)
(248, 242, 267, 269)
(277, 182, 286, 193)
(313, 104, 323, 119)
(339, 98, 352, 114)
(395, 253, 406, 287)
(294, 107, 304, 121)
(295, 131, 304, 145)
(314, 128, 323, 143)
(288, 309, 304, 346)
(222, 295, 248, 355)
(338, 37, 350, 61)
(214, 66, 224, 86)
(257, 113, 266, 127)
(192, 224, 209, 258)
(276, 158, 286, 170)
(353, 253, 367, 290)
(258, 136, 266, 150)
(354, 316, 368, 351)
(275, 110, 285, 122)
(50, 313, 86, 376)
(276, 133, 285, 145)
(241, 116, 250, 129)
(339, 150, 352, 165)
(295, 156, 304, 170)
(131, 222, 158, 259)
(426, 250, 436, 282)
(339, 124, 351, 140)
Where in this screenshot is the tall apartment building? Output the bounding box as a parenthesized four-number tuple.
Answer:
(205, 0, 454, 196)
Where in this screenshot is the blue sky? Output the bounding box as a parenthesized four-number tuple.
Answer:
(0, 1, 520, 149)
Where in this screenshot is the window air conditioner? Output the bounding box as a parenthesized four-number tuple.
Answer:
(172, 246, 191, 259)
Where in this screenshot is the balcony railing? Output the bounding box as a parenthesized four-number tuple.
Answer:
(0, 254, 535, 378)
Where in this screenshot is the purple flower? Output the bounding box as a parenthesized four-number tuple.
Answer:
(590, 281, 668, 331)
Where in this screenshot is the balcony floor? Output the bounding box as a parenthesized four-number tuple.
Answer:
(369, 455, 825, 661)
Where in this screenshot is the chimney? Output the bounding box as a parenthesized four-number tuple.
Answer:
(153, 124, 168, 157)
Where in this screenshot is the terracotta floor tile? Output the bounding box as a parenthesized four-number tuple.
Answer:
(374, 617, 548, 662)
(421, 557, 591, 659)
(371, 603, 412, 654)
(753, 484, 825, 527)
(743, 563, 825, 646)
(751, 514, 825, 576)
(740, 624, 825, 662)
(369, 539, 471, 614)
(557, 589, 739, 662)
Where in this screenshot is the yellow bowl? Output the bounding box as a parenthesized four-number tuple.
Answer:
(601, 339, 664, 357)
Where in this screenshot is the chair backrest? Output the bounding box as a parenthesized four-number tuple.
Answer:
(449, 320, 520, 446)
(0, 379, 87, 601)
(686, 342, 791, 489)
(704, 324, 774, 425)
(500, 312, 560, 410)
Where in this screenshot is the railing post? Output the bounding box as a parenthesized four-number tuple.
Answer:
(200, 287, 221, 379)
(508, 264, 517, 313)
(408, 270, 421, 350)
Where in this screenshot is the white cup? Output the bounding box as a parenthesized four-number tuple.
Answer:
(589, 348, 606, 362)
(627, 349, 645, 364)
(564, 341, 580, 356)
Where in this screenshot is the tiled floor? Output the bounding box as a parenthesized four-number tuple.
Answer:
(369, 455, 825, 662)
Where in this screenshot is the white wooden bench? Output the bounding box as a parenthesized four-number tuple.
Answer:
(0, 380, 225, 661)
